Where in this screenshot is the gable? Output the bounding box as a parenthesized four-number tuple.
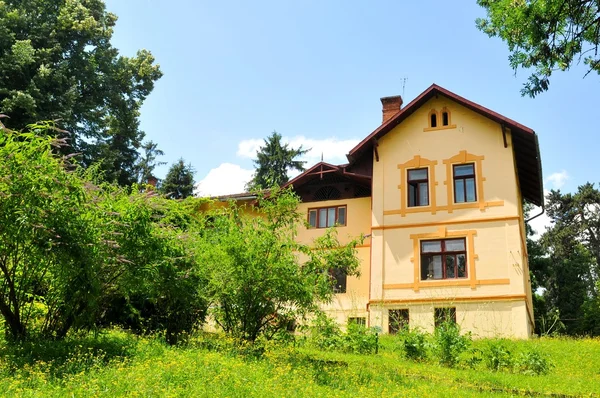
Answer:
(347, 84, 543, 206)
(284, 162, 371, 203)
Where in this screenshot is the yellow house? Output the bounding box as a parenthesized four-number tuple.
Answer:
(222, 84, 543, 338)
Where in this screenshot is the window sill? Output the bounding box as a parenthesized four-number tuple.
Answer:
(423, 124, 457, 132)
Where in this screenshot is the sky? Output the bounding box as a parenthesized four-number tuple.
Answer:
(104, 0, 599, 234)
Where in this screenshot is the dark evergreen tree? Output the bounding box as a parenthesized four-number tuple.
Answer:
(161, 159, 195, 199)
(247, 131, 309, 190)
(527, 184, 600, 335)
(136, 141, 166, 184)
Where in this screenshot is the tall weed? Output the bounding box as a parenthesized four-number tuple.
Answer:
(432, 321, 471, 367)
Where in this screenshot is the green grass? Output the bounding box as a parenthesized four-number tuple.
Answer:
(0, 330, 598, 397)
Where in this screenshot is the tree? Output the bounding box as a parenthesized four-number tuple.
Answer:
(0, 124, 110, 340)
(528, 185, 600, 335)
(160, 159, 196, 199)
(246, 132, 309, 190)
(0, 0, 162, 185)
(136, 141, 166, 184)
(476, 0, 600, 97)
(202, 188, 362, 341)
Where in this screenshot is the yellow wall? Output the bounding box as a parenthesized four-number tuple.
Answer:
(296, 197, 372, 325)
(203, 95, 535, 338)
(368, 96, 533, 338)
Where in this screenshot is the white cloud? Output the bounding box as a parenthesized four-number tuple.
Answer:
(546, 170, 569, 190)
(195, 163, 253, 197)
(237, 135, 360, 165)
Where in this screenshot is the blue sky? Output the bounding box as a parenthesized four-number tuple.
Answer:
(105, 0, 598, 204)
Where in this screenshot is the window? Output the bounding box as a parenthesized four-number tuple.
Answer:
(308, 205, 346, 228)
(442, 111, 449, 126)
(348, 317, 366, 327)
(388, 309, 409, 334)
(420, 238, 467, 280)
(407, 168, 429, 207)
(453, 164, 476, 203)
(430, 112, 437, 128)
(434, 307, 456, 328)
(330, 268, 347, 293)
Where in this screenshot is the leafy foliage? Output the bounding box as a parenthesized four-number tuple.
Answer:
(516, 349, 553, 376)
(398, 328, 428, 361)
(0, 0, 162, 185)
(0, 125, 210, 343)
(246, 132, 309, 190)
(0, 124, 110, 339)
(528, 184, 600, 335)
(432, 321, 471, 367)
(477, 0, 600, 97)
(160, 159, 195, 199)
(342, 322, 378, 354)
(203, 189, 362, 341)
(483, 340, 513, 371)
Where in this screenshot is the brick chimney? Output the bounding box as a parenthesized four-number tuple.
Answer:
(147, 175, 158, 188)
(380, 95, 403, 123)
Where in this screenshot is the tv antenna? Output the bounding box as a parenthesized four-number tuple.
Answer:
(401, 77, 408, 98)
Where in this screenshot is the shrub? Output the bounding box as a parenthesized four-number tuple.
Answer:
(398, 328, 428, 361)
(308, 312, 342, 350)
(483, 340, 513, 371)
(432, 321, 471, 367)
(516, 349, 553, 376)
(342, 322, 378, 354)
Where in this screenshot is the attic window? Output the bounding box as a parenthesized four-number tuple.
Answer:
(442, 111, 449, 126)
(424, 108, 454, 131)
(430, 113, 437, 128)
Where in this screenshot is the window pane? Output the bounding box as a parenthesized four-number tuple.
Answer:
(408, 184, 416, 207)
(457, 254, 467, 277)
(421, 254, 443, 280)
(466, 178, 476, 202)
(445, 255, 455, 278)
(422, 240, 442, 253)
(389, 309, 409, 334)
(309, 210, 317, 228)
(454, 164, 474, 177)
(420, 255, 430, 280)
(432, 255, 443, 279)
(435, 307, 456, 327)
(445, 239, 465, 251)
(419, 182, 429, 205)
(337, 207, 346, 225)
(455, 179, 465, 203)
(318, 209, 327, 228)
(408, 168, 427, 181)
(327, 208, 336, 227)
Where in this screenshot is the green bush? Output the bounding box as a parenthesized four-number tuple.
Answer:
(433, 322, 471, 367)
(398, 328, 428, 361)
(516, 349, 553, 375)
(342, 322, 378, 354)
(308, 313, 343, 350)
(483, 340, 513, 371)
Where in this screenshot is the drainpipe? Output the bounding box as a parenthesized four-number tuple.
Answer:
(525, 203, 544, 223)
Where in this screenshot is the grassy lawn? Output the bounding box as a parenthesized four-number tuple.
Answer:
(0, 331, 598, 397)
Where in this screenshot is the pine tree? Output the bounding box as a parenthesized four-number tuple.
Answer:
(247, 132, 308, 190)
(160, 159, 195, 199)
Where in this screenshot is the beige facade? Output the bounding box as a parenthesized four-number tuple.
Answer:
(222, 84, 543, 338)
